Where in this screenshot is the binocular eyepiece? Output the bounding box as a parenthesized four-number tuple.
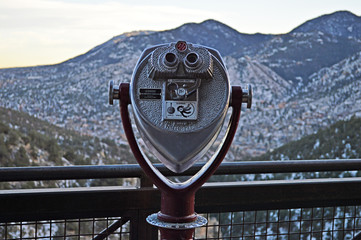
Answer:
(163, 51, 203, 70)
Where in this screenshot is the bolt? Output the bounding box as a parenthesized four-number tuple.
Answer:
(242, 84, 252, 109)
(109, 80, 120, 105)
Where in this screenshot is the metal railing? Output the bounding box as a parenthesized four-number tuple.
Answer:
(1, 217, 130, 240)
(1, 159, 361, 239)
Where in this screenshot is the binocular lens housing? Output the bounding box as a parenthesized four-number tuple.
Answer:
(163, 52, 178, 68)
(184, 52, 202, 69)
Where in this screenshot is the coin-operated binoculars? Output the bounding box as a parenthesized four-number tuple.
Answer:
(109, 41, 252, 239)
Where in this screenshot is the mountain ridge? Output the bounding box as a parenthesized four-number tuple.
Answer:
(61, 10, 361, 67)
(1, 10, 360, 160)
(291, 10, 361, 38)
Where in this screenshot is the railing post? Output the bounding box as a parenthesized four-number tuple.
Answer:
(139, 174, 158, 238)
(127, 202, 158, 239)
(140, 174, 154, 188)
(139, 210, 159, 239)
(127, 210, 139, 240)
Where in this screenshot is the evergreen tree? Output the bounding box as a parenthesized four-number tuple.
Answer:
(0, 134, 10, 165)
(15, 146, 29, 166)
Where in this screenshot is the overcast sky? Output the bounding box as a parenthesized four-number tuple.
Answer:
(0, 0, 360, 68)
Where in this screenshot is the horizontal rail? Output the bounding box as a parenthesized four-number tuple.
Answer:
(1, 177, 361, 222)
(0, 159, 361, 182)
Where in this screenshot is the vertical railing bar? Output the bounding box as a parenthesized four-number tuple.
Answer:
(5, 222, 8, 240)
(20, 221, 23, 240)
(129, 211, 138, 240)
(241, 211, 245, 240)
(299, 208, 303, 240)
(253, 210, 257, 238)
(310, 207, 314, 240)
(343, 205, 347, 239)
(353, 205, 357, 238)
(204, 213, 208, 239)
(140, 174, 153, 188)
(358, 206, 361, 234)
(119, 217, 122, 240)
(78, 218, 81, 240)
(92, 218, 95, 239)
(265, 210, 269, 239)
(217, 211, 221, 240)
(288, 209, 292, 238)
(320, 207, 323, 240)
(230, 211, 233, 238)
(331, 207, 335, 239)
(49, 220, 52, 240)
(63, 219, 67, 240)
(276, 209, 280, 240)
(106, 217, 109, 240)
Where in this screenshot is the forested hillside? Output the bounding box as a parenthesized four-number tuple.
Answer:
(0, 107, 136, 167)
(253, 116, 361, 161)
(0, 107, 138, 189)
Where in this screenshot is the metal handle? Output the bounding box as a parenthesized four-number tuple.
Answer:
(109, 80, 120, 105)
(242, 84, 252, 109)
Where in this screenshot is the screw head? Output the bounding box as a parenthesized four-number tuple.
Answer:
(109, 80, 120, 105)
(242, 84, 252, 109)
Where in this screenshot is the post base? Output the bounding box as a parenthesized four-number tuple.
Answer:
(147, 213, 207, 240)
(147, 213, 207, 239)
(146, 213, 207, 229)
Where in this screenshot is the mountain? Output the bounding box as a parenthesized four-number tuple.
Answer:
(256, 30, 361, 85)
(0, 10, 360, 161)
(65, 19, 271, 67)
(257, 11, 361, 84)
(291, 11, 361, 39)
